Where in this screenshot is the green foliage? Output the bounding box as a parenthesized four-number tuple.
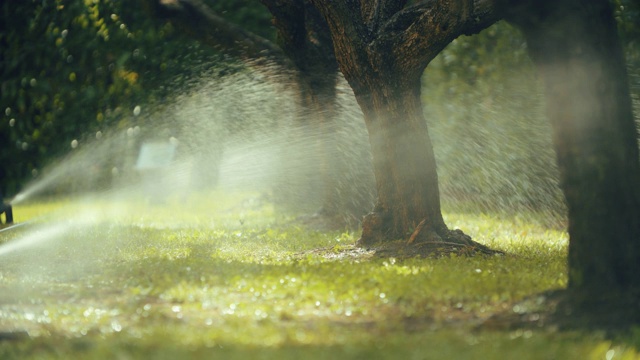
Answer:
(0, 193, 638, 358)
(0, 0, 231, 196)
(3, 1, 123, 193)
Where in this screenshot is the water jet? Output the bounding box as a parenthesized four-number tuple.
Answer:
(0, 221, 32, 234)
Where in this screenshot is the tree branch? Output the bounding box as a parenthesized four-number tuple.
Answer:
(373, 0, 502, 73)
(309, 0, 367, 42)
(260, 0, 337, 76)
(260, 0, 307, 57)
(142, 0, 292, 68)
(366, 0, 409, 32)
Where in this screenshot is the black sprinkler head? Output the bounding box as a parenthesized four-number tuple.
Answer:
(0, 202, 12, 225)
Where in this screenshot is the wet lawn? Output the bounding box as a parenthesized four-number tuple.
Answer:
(0, 192, 638, 359)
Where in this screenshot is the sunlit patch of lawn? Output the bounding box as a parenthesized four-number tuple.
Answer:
(0, 191, 638, 359)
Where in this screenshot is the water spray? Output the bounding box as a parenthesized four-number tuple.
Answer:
(0, 221, 34, 234)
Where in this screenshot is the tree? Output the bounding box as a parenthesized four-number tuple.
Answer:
(504, 0, 640, 323)
(144, 0, 375, 227)
(307, 0, 500, 249)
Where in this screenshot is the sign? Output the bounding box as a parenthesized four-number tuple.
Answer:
(135, 142, 177, 170)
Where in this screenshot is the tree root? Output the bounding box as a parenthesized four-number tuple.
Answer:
(358, 212, 503, 257)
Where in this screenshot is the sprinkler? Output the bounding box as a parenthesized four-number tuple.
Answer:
(0, 190, 42, 234)
(1, 202, 13, 225)
(1, 190, 13, 225)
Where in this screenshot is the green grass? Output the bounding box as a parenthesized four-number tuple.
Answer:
(0, 191, 638, 359)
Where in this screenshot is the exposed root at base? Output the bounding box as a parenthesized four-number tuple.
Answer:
(357, 212, 503, 257)
(366, 235, 503, 259)
(297, 238, 502, 262)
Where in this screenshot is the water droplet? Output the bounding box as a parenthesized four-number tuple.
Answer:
(30, 78, 37, 87)
(8, 118, 15, 127)
(96, 131, 102, 139)
(31, 169, 38, 177)
(71, 139, 78, 149)
(171, 305, 181, 313)
(5, 107, 10, 116)
(111, 320, 122, 332)
(379, 293, 386, 299)
(133, 105, 141, 116)
(475, 268, 482, 273)
(606, 349, 615, 360)
(21, 142, 28, 150)
(61, 29, 68, 38)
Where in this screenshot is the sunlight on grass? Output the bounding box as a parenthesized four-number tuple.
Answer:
(0, 191, 638, 359)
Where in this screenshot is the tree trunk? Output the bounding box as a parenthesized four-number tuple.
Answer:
(508, 0, 640, 301)
(356, 79, 447, 244)
(308, 0, 501, 250)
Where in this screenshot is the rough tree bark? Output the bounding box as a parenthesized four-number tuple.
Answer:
(143, 0, 373, 226)
(505, 0, 640, 318)
(309, 0, 501, 248)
